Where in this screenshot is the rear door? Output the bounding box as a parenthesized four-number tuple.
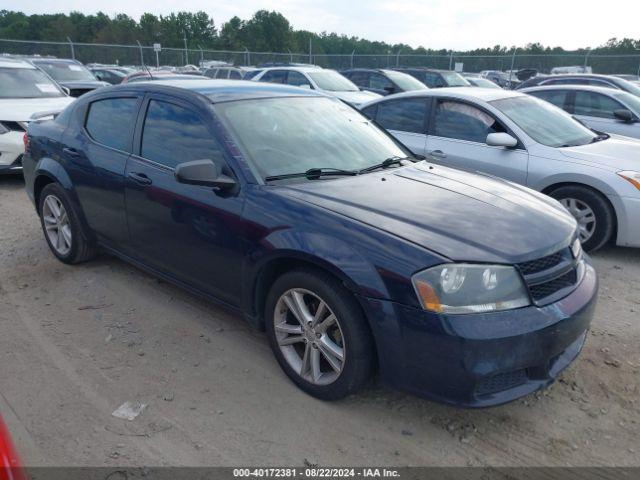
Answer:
(124, 93, 245, 305)
(62, 94, 142, 246)
(368, 97, 429, 154)
(425, 98, 528, 184)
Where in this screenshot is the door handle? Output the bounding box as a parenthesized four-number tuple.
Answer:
(429, 150, 447, 159)
(128, 172, 152, 186)
(63, 147, 80, 157)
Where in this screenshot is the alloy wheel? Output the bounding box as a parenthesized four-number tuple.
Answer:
(42, 194, 72, 256)
(559, 197, 596, 243)
(273, 288, 345, 385)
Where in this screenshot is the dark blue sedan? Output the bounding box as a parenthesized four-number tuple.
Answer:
(22, 80, 598, 407)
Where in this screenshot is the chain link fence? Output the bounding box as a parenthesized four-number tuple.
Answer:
(2, 38, 640, 75)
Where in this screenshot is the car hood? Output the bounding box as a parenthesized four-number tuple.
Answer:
(0, 97, 75, 122)
(560, 135, 640, 171)
(277, 162, 577, 264)
(58, 80, 109, 89)
(327, 90, 382, 105)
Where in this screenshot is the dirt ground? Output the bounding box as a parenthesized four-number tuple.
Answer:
(1, 175, 639, 468)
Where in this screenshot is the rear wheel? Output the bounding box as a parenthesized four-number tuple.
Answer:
(265, 269, 375, 400)
(38, 183, 97, 264)
(549, 185, 614, 252)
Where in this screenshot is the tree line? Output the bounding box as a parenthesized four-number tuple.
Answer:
(1, 9, 639, 56)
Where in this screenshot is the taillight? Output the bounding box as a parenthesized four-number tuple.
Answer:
(23, 133, 29, 152)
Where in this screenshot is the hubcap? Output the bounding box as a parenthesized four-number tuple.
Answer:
(560, 198, 596, 243)
(42, 195, 72, 255)
(273, 288, 345, 386)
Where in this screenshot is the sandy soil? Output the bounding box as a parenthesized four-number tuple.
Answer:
(1, 175, 638, 467)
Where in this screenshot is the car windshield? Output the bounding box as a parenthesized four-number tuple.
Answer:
(384, 70, 428, 91)
(491, 95, 597, 147)
(214, 96, 407, 181)
(613, 91, 640, 114)
(441, 72, 470, 87)
(473, 78, 500, 89)
(0, 67, 64, 98)
(619, 78, 640, 97)
(33, 61, 96, 82)
(307, 71, 360, 92)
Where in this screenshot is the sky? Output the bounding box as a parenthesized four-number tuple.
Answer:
(4, 0, 638, 51)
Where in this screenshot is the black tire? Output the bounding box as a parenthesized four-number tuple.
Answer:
(548, 185, 614, 252)
(265, 268, 375, 400)
(38, 183, 97, 264)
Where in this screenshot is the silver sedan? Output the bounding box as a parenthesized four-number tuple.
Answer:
(360, 88, 640, 251)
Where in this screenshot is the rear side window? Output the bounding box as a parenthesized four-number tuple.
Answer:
(141, 100, 224, 169)
(287, 71, 311, 88)
(370, 73, 393, 90)
(229, 70, 242, 80)
(529, 90, 568, 110)
(424, 72, 444, 88)
(260, 70, 287, 84)
(376, 98, 426, 134)
(85, 97, 138, 151)
(215, 69, 229, 79)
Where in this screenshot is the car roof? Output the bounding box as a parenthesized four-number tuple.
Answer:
(259, 66, 325, 73)
(521, 84, 629, 96)
(0, 56, 36, 69)
(118, 79, 327, 103)
(28, 57, 81, 65)
(537, 73, 621, 81)
(360, 87, 522, 108)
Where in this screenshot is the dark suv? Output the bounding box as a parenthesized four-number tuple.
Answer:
(394, 68, 470, 88)
(23, 80, 597, 406)
(341, 68, 428, 95)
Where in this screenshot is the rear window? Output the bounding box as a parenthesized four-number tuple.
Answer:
(85, 98, 138, 151)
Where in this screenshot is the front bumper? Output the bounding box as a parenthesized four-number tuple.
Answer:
(611, 195, 640, 248)
(0, 131, 24, 173)
(358, 260, 598, 407)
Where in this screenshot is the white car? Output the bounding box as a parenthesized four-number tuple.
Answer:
(521, 85, 640, 140)
(360, 88, 640, 251)
(0, 57, 75, 173)
(252, 66, 381, 107)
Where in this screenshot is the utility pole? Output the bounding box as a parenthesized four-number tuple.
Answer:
(67, 37, 75, 60)
(351, 49, 355, 68)
(183, 32, 188, 65)
(136, 40, 144, 67)
(396, 48, 403, 67)
(309, 37, 312, 64)
(449, 51, 454, 70)
(508, 47, 517, 88)
(584, 47, 592, 68)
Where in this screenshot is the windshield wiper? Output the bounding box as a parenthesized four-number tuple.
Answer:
(590, 133, 610, 143)
(357, 156, 413, 174)
(265, 167, 358, 182)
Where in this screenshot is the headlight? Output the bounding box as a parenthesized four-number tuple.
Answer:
(412, 264, 530, 314)
(618, 171, 640, 191)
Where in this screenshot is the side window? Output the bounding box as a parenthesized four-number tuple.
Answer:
(433, 100, 504, 143)
(348, 71, 370, 87)
(215, 69, 229, 79)
(369, 73, 393, 90)
(376, 99, 427, 134)
(85, 97, 138, 151)
(530, 90, 568, 110)
(204, 69, 217, 78)
(586, 79, 616, 89)
(229, 70, 242, 80)
(287, 71, 311, 88)
(260, 70, 287, 84)
(573, 92, 624, 119)
(424, 72, 444, 88)
(360, 104, 377, 120)
(141, 100, 224, 169)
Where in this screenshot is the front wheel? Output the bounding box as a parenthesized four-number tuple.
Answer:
(549, 185, 614, 252)
(265, 269, 375, 400)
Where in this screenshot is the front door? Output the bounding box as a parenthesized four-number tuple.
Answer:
(425, 98, 529, 185)
(124, 94, 245, 306)
(572, 90, 639, 138)
(368, 97, 429, 155)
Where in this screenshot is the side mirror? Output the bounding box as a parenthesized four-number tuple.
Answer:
(614, 109, 636, 123)
(486, 132, 518, 148)
(175, 159, 236, 190)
